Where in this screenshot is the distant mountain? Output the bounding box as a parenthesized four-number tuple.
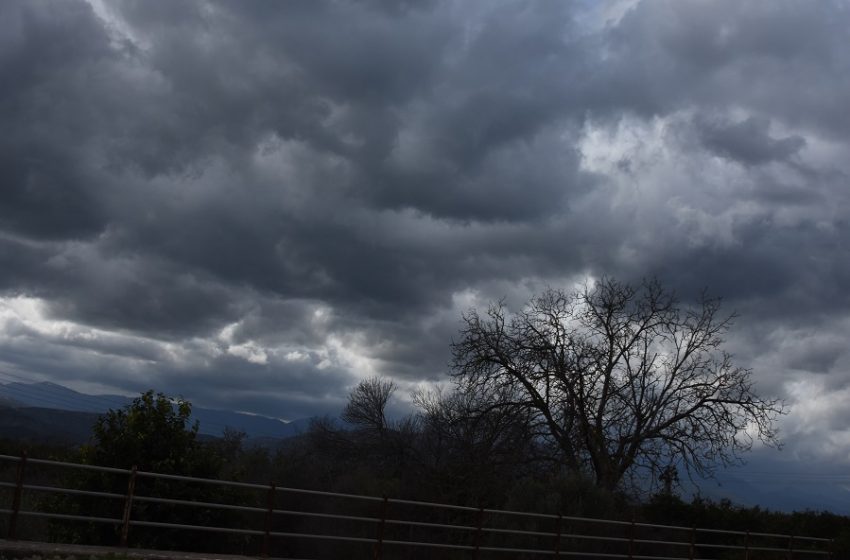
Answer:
(696, 458, 850, 516)
(0, 406, 100, 444)
(0, 381, 127, 413)
(0, 394, 25, 408)
(0, 381, 314, 441)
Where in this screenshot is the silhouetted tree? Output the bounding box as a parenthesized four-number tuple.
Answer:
(451, 277, 784, 490)
(47, 391, 239, 551)
(342, 376, 397, 435)
(413, 386, 541, 506)
(84, 390, 213, 473)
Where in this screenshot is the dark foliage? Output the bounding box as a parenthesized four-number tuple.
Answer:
(43, 391, 248, 552)
(1, 380, 842, 558)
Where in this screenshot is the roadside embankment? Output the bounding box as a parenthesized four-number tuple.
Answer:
(0, 540, 260, 560)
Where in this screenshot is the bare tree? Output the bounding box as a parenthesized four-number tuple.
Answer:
(451, 277, 784, 490)
(414, 384, 540, 470)
(342, 376, 397, 434)
(413, 385, 543, 505)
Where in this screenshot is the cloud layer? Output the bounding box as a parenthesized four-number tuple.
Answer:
(2, 0, 850, 489)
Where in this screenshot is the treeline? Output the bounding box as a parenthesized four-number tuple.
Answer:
(0, 388, 848, 558)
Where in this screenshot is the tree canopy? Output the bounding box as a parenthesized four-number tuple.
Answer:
(84, 390, 213, 475)
(450, 277, 784, 490)
(50, 390, 236, 550)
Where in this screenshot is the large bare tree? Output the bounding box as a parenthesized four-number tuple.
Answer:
(451, 277, 784, 490)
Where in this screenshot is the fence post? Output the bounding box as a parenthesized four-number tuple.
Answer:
(473, 506, 485, 560)
(7, 450, 27, 540)
(628, 516, 635, 560)
(554, 513, 563, 558)
(262, 483, 276, 558)
(373, 496, 389, 560)
(745, 530, 750, 560)
(689, 526, 696, 560)
(828, 538, 834, 560)
(788, 534, 794, 560)
(119, 465, 137, 547)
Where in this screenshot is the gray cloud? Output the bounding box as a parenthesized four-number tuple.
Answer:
(2, 0, 850, 493)
(694, 116, 806, 166)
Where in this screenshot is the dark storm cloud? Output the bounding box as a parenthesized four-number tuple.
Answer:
(0, 1, 113, 239)
(2, 0, 850, 480)
(0, 233, 249, 336)
(142, 353, 356, 420)
(0, 149, 106, 239)
(597, 1, 850, 133)
(694, 116, 806, 166)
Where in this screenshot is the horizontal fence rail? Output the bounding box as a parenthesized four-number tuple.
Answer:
(0, 453, 834, 560)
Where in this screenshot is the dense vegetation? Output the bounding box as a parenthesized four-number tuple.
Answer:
(0, 388, 847, 558)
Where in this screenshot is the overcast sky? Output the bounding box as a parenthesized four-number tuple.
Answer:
(2, 0, 850, 502)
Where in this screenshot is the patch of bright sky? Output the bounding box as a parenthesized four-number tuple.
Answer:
(578, 112, 771, 251)
(84, 0, 149, 51)
(1, 295, 96, 342)
(215, 310, 389, 376)
(217, 321, 268, 365)
(783, 377, 850, 461)
(0, 294, 382, 410)
(0, 295, 160, 395)
(573, 0, 640, 32)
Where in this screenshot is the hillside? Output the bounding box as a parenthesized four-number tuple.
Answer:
(0, 381, 313, 444)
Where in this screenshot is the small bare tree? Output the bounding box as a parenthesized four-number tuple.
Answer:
(342, 376, 397, 435)
(451, 277, 784, 490)
(413, 385, 543, 505)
